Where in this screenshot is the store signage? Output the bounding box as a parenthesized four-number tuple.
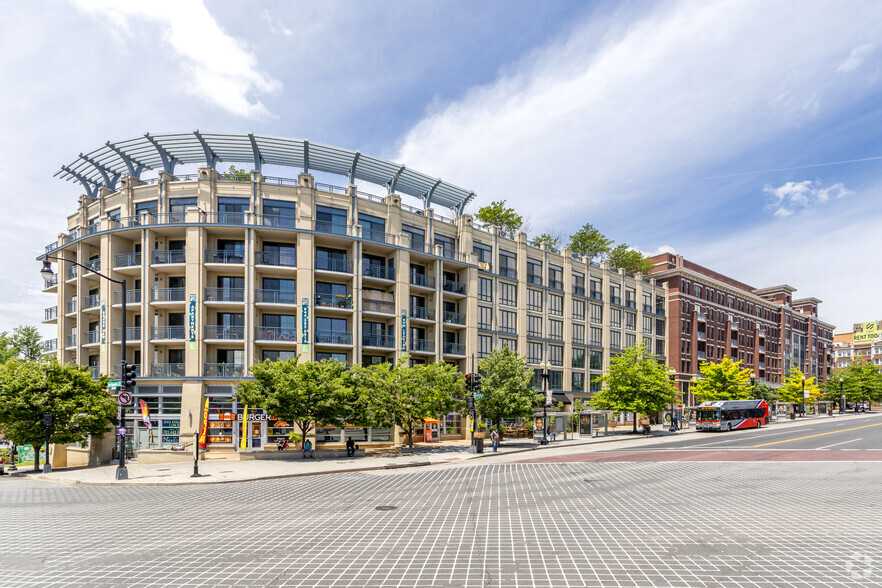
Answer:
(238, 412, 272, 421)
(301, 297, 310, 353)
(401, 309, 407, 352)
(188, 294, 197, 350)
(100, 301, 106, 352)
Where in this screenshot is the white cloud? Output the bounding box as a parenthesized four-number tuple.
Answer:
(837, 43, 876, 73)
(261, 9, 293, 37)
(394, 0, 882, 232)
(763, 180, 851, 218)
(69, 0, 281, 118)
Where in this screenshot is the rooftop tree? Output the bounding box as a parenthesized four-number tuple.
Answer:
(608, 244, 654, 275)
(532, 232, 562, 251)
(475, 200, 524, 238)
(568, 223, 614, 261)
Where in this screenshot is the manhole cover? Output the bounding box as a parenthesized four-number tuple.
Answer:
(375, 505, 397, 511)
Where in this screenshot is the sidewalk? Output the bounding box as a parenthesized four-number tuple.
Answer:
(23, 411, 877, 487)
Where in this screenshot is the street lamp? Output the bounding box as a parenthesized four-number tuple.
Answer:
(800, 373, 806, 418)
(839, 375, 845, 414)
(750, 372, 757, 395)
(538, 362, 551, 445)
(41, 257, 129, 480)
(666, 367, 676, 428)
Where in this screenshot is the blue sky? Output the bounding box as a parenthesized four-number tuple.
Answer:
(1, 0, 881, 336)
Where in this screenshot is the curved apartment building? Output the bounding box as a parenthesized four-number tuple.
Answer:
(40, 132, 668, 459)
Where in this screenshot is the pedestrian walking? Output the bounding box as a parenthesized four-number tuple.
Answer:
(346, 437, 355, 457)
(302, 439, 314, 459)
(490, 429, 499, 452)
(671, 414, 679, 432)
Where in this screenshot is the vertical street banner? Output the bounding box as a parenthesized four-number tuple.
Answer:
(401, 309, 407, 352)
(100, 301, 106, 352)
(301, 297, 310, 354)
(139, 399, 153, 444)
(197, 397, 210, 448)
(239, 406, 248, 450)
(188, 294, 197, 350)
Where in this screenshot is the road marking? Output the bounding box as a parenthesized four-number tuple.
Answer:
(752, 423, 882, 448)
(816, 438, 862, 450)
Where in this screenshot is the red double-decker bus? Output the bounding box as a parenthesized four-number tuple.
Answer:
(696, 400, 769, 431)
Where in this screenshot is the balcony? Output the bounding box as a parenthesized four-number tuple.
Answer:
(498, 267, 517, 280)
(205, 212, 246, 225)
(759, 362, 765, 370)
(410, 273, 436, 289)
(548, 279, 563, 292)
(113, 289, 142, 305)
(43, 338, 57, 353)
(362, 263, 394, 281)
(204, 325, 245, 340)
(83, 259, 101, 274)
(152, 363, 186, 378)
(443, 311, 466, 325)
(443, 342, 466, 356)
(315, 258, 353, 273)
(205, 288, 245, 302)
(112, 327, 141, 342)
(204, 363, 245, 378)
(256, 251, 296, 267)
(696, 312, 707, 322)
(697, 331, 706, 341)
(44, 306, 58, 321)
(255, 326, 297, 342)
(82, 295, 100, 311)
(315, 221, 349, 236)
(409, 338, 435, 353)
(44, 275, 58, 289)
(205, 249, 244, 264)
(114, 252, 141, 268)
(151, 325, 186, 340)
(259, 214, 296, 229)
(697, 351, 707, 361)
(573, 285, 586, 297)
(82, 330, 99, 345)
(89, 366, 100, 380)
(65, 299, 77, 314)
(440, 248, 467, 263)
(731, 339, 739, 348)
(362, 334, 394, 348)
(410, 306, 435, 321)
(66, 266, 77, 280)
(362, 228, 395, 245)
(526, 273, 542, 286)
(114, 364, 142, 378)
(256, 289, 297, 305)
(315, 330, 352, 345)
(152, 288, 186, 302)
(759, 345, 765, 354)
(363, 298, 394, 315)
(442, 279, 465, 295)
(590, 290, 602, 301)
(730, 321, 739, 331)
(152, 250, 186, 264)
(315, 292, 352, 309)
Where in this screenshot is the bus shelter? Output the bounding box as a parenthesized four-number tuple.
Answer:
(577, 410, 619, 437)
(532, 411, 574, 442)
(683, 406, 703, 430)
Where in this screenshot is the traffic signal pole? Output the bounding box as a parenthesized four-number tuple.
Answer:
(116, 279, 128, 481)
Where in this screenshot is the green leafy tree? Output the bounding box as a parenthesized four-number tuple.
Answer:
(608, 244, 654, 275)
(476, 347, 539, 437)
(591, 343, 674, 432)
(777, 367, 821, 405)
(568, 223, 614, 261)
(693, 358, 753, 402)
(837, 360, 882, 407)
(751, 382, 778, 405)
(532, 232, 561, 251)
(12, 326, 42, 361)
(224, 165, 251, 181)
(0, 359, 115, 471)
(0, 331, 16, 363)
(475, 200, 524, 238)
(235, 357, 349, 443)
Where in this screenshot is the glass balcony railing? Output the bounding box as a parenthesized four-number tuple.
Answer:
(259, 214, 296, 229)
(204, 325, 245, 340)
(443, 342, 466, 355)
(409, 338, 435, 353)
(315, 330, 352, 345)
(151, 326, 186, 340)
(410, 273, 435, 289)
(83, 259, 100, 274)
(44, 306, 58, 321)
(44, 275, 58, 289)
(65, 334, 76, 348)
(204, 249, 244, 264)
(254, 326, 297, 341)
(152, 288, 186, 302)
(65, 299, 77, 314)
(205, 288, 245, 302)
(43, 338, 57, 352)
(114, 252, 141, 268)
(443, 311, 466, 325)
(256, 289, 297, 304)
(315, 293, 352, 309)
(82, 330, 99, 345)
(362, 263, 394, 281)
(442, 279, 465, 295)
(256, 251, 296, 267)
(152, 363, 186, 378)
(315, 257, 353, 273)
(410, 306, 435, 321)
(66, 266, 77, 280)
(82, 295, 100, 310)
(204, 363, 244, 377)
(362, 334, 394, 348)
(152, 250, 186, 264)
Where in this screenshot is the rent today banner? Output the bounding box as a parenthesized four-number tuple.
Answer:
(854, 320, 880, 343)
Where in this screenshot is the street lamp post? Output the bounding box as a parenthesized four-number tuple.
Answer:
(539, 362, 551, 445)
(41, 256, 128, 480)
(800, 374, 806, 418)
(666, 368, 676, 428)
(839, 375, 845, 414)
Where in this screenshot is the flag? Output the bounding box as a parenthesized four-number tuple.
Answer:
(198, 397, 210, 448)
(240, 406, 248, 450)
(139, 399, 153, 444)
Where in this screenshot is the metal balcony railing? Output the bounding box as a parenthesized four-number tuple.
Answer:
(83, 259, 100, 274)
(362, 334, 394, 348)
(112, 327, 141, 341)
(44, 306, 58, 321)
(315, 330, 352, 345)
(443, 311, 466, 325)
(315, 257, 353, 273)
(82, 295, 100, 310)
(82, 330, 99, 345)
(152, 288, 186, 302)
(43, 338, 57, 352)
(362, 228, 395, 244)
(205, 288, 245, 302)
(410, 306, 435, 321)
(152, 363, 186, 378)
(259, 214, 296, 229)
(205, 212, 246, 225)
(155, 212, 187, 225)
(113, 289, 142, 305)
(256, 289, 297, 304)
(443, 342, 466, 355)
(409, 338, 435, 353)
(151, 325, 185, 340)
(66, 266, 77, 280)
(205, 249, 245, 264)
(65, 334, 76, 348)
(410, 273, 435, 289)
(65, 299, 77, 314)
(205, 325, 245, 340)
(442, 279, 465, 295)
(152, 250, 186, 264)
(44, 275, 58, 289)
(204, 363, 244, 377)
(114, 252, 141, 268)
(89, 366, 100, 380)
(256, 251, 296, 267)
(362, 298, 394, 314)
(315, 220, 349, 236)
(362, 263, 394, 281)
(254, 326, 297, 341)
(315, 293, 352, 309)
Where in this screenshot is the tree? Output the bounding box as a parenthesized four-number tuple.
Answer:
(0, 359, 116, 471)
(0, 331, 16, 363)
(475, 200, 524, 238)
(235, 357, 349, 444)
(693, 358, 753, 402)
(751, 382, 778, 405)
(568, 223, 613, 261)
(476, 347, 540, 437)
(12, 326, 42, 362)
(837, 360, 882, 407)
(532, 232, 561, 251)
(352, 359, 463, 448)
(591, 343, 675, 432)
(777, 367, 821, 406)
(607, 244, 654, 275)
(224, 165, 251, 181)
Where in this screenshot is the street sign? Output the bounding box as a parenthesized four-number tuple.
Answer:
(108, 380, 121, 389)
(474, 393, 484, 399)
(118, 391, 132, 405)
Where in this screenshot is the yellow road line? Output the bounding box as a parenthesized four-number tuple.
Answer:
(751, 422, 882, 448)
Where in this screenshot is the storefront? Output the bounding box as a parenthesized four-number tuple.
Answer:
(123, 385, 182, 452)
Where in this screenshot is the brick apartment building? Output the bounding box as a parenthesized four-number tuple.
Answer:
(650, 254, 834, 405)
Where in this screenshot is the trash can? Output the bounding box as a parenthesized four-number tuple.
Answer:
(475, 437, 484, 453)
(790, 411, 796, 420)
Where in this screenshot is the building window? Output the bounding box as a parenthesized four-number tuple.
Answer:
(358, 213, 386, 242)
(527, 315, 543, 337)
(402, 225, 425, 250)
(473, 242, 492, 265)
(572, 372, 585, 392)
(590, 279, 602, 300)
(549, 294, 563, 316)
(610, 331, 621, 350)
(643, 316, 653, 334)
(610, 308, 622, 328)
(527, 289, 543, 311)
(478, 335, 492, 359)
(499, 282, 517, 306)
(590, 327, 603, 346)
(655, 340, 665, 357)
(499, 251, 517, 278)
(478, 277, 492, 302)
(625, 333, 636, 348)
(610, 284, 621, 305)
(499, 310, 517, 333)
(548, 265, 563, 291)
(316, 352, 348, 363)
(549, 319, 563, 340)
(573, 323, 585, 345)
(625, 287, 636, 309)
(500, 338, 517, 351)
(573, 299, 585, 320)
(590, 349, 602, 370)
(527, 260, 543, 285)
(478, 306, 492, 330)
(590, 378, 602, 394)
(590, 304, 602, 324)
(528, 342, 543, 364)
(625, 312, 636, 331)
(572, 347, 585, 369)
(549, 344, 563, 366)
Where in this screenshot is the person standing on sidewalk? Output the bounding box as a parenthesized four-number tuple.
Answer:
(490, 428, 499, 452)
(346, 437, 355, 457)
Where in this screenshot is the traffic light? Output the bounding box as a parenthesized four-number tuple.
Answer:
(473, 374, 482, 392)
(466, 396, 474, 410)
(122, 363, 137, 390)
(465, 373, 473, 392)
(42, 413, 54, 428)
